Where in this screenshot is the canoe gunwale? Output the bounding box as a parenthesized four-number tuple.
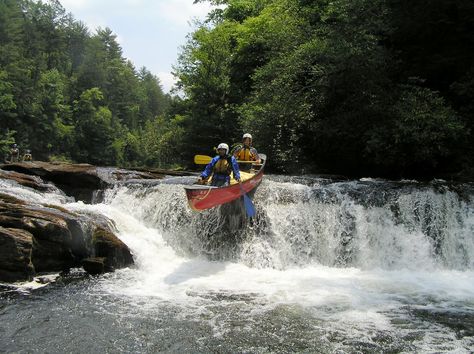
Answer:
(184, 154, 266, 211)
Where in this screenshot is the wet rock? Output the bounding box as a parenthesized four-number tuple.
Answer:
(1, 161, 106, 203)
(1, 161, 102, 187)
(0, 195, 86, 270)
(0, 169, 53, 192)
(1, 161, 193, 203)
(0, 192, 26, 206)
(91, 227, 133, 271)
(81, 257, 106, 275)
(34, 274, 59, 284)
(0, 193, 133, 282)
(0, 227, 35, 282)
(0, 161, 172, 281)
(122, 167, 196, 179)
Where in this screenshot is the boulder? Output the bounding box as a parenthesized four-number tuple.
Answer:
(1, 161, 195, 203)
(1, 161, 106, 203)
(91, 227, 134, 271)
(81, 257, 106, 275)
(0, 161, 190, 281)
(0, 196, 79, 273)
(0, 169, 53, 192)
(0, 193, 133, 282)
(0, 227, 35, 282)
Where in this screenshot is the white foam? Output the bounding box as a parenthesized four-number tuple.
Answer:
(0, 178, 71, 205)
(5, 176, 474, 352)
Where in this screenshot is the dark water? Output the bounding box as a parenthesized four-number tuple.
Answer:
(2, 273, 473, 353)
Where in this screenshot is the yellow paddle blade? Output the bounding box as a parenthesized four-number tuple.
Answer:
(194, 155, 212, 165)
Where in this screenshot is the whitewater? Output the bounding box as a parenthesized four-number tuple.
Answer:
(1, 175, 473, 352)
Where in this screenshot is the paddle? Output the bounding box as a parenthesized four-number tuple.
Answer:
(193, 155, 257, 217)
(239, 182, 256, 218)
(194, 154, 261, 165)
(194, 155, 212, 164)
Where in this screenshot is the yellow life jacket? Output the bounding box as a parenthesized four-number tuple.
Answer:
(213, 157, 232, 175)
(236, 146, 255, 161)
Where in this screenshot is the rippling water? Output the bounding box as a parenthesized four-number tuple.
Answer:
(1, 176, 474, 352)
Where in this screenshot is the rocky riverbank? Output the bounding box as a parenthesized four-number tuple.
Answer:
(0, 161, 193, 283)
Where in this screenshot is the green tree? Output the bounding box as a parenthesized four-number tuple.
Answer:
(0, 0, 168, 166)
(0, 70, 16, 112)
(366, 87, 466, 176)
(140, 115, 185, 167)
(73, 88, 117, 165)
(175, 22, 241, 161)
(29, 69, 71, 158)
(0, 129, 15, 161)
(137, 67, 168, 125)
(178, 0, 471, 177)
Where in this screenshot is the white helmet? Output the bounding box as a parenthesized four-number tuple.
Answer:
(243, 133, 252, 140)
(217, 143, 229, 154)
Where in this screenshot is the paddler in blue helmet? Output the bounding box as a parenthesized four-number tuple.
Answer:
(197, 143, 241, 187)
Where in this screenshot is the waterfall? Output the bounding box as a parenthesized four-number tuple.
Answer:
(2, 173, 474, 352)
(101, 176, 474, 271)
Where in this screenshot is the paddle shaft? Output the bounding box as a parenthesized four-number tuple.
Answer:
(194, 154, 262, 165)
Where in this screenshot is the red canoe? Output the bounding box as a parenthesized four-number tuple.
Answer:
(184, 154, 266, 211)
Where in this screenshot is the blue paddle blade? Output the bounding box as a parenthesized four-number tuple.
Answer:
(239, 183, 256, 218)
(243, 193, 256, 217)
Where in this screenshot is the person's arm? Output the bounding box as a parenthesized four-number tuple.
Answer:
(233, 146, 242, 158)
(200, 157, 217, 179)
(231, 156, 241, 181)
(251, 148, 261, 163)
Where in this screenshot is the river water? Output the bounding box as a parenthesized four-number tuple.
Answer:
(1, 175, 474, 352)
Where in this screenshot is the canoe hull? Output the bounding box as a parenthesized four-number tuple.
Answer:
(184, 166, 264, 211)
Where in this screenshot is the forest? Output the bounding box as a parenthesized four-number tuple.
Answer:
(0, 0, 175, 167)
(1, 0, 474, 178)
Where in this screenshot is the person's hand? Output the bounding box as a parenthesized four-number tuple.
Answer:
(197, 177, 203, 184)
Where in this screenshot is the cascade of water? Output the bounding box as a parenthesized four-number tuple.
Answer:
(0, 177, 72, 205)
(101, 177, 474, 271)
(3, 174, 474, 352)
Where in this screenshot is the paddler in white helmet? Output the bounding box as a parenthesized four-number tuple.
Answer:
(197, 143, 241, 187)
(232, 133, 260, 172)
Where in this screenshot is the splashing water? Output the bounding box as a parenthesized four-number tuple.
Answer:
(103, 177, 474, 271)
(1, 175, 474, 352)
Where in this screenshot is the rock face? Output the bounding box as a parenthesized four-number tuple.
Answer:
(1, 162, 107, 203)
(0, 227, 34, 282)
(0, 169, 54, 192)
(0, 161, 191, 202)
(0, 186, 134, 282)
(91, 227, 134, 270)
(0, 161, 192, 283)
(78, 228, 134, 275)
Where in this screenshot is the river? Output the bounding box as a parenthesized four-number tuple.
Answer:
(1, 175, 473, 352)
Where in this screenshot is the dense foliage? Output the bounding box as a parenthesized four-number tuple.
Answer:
(1, 0, 473, 178)
(0, 0, 178, 167)
(174, 0, 474, 177)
